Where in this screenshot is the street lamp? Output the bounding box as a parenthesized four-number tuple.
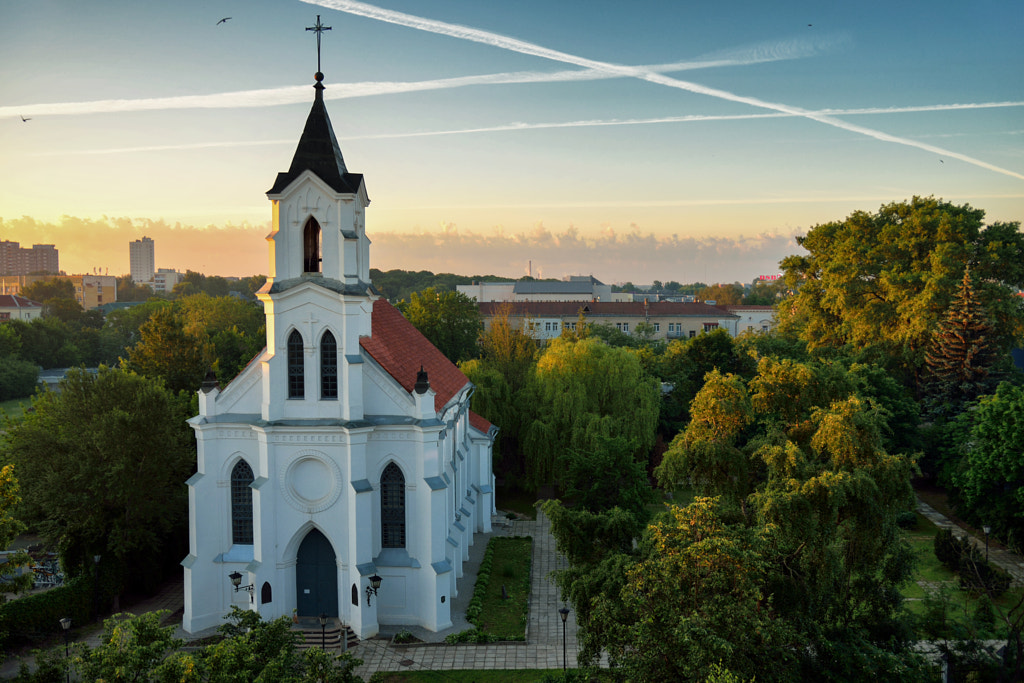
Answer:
(318, 613, 328, 651)
(228, 570, 255, 603)
(983, 525, 992, 563)
(59, 617, 71, 683)
(365, 574, 383, 606)
(558, 606, 570, 671)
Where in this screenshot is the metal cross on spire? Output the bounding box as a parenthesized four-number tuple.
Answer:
(306, 14, 332, 75)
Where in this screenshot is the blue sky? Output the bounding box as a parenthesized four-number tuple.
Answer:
(1, 0, 1021, 283)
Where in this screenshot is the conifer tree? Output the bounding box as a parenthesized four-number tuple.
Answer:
(923, 267, 999, 416)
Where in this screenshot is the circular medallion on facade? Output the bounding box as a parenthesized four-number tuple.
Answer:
(281, 451, 342, 513)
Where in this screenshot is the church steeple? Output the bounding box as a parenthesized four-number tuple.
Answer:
(267, 72, 361, 195)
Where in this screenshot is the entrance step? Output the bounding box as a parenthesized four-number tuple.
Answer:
(291, 617, 358, 651)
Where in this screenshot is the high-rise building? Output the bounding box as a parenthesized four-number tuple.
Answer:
(0, 241, 59, 275)
(129, 237, 155, 283)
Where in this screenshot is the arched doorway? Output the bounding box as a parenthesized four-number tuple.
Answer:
(295, 529, 338, 617)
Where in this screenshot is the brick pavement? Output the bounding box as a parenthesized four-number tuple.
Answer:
(350, 507, 581, 676)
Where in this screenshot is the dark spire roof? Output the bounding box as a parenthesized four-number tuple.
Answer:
(267, 73, 364, 195)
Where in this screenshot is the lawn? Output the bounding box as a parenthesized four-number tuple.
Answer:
(902, 510, 1024, 634)
(0, 397, 33, 423)
(476, 536, 532, 638)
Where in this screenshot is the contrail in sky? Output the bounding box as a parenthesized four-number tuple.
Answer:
(1, 41, 825, 118)
(303, 0, 1024, 181)
(42, 102, 1024, 155)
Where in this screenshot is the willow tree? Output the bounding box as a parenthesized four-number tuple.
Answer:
(522, 336, 658, 490)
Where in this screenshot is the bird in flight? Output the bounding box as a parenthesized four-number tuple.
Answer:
(20, 115, 31, 122)
(216, 17, 231, 25)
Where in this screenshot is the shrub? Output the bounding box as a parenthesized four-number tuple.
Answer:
(895, 510, 918, 530)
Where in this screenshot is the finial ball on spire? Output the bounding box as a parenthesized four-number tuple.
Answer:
(315, 72, 324, 82)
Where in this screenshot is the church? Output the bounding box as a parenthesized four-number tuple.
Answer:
(181, 56, 497, 639)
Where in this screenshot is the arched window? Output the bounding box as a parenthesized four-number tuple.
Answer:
(320, 330, 337, 399)
(288, 330, 304, 399)
(261, 582, 273, 604)
(303, 217, 321, 273)
(381, 463, 406, 548)
(231, 460, 254, 545)
(351, 584, 359, 606)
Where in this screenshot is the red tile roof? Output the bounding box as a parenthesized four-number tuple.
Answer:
(0, 295, 41, 308)
(359, 298, 471, 414)
(468, 410, 493, 435)
(477, 300, 734, 317)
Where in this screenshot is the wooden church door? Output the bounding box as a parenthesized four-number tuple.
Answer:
(296, 529, 338, 617)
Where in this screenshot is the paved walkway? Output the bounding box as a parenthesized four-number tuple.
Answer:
(349, 507, 580, 677)
(916, 498, 1024, 586)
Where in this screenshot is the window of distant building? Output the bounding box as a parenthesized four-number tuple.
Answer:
(703, 322, 719, 332)
(381, 463, 406, 548)
(320, 330, 337, 399)
(653, 323, 660, 332)
(288, 330, 304, 398)
(689, 330, 696, 338)
(231, 460, 254, 545)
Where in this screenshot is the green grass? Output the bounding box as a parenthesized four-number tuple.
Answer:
(901, 511, 1024, 631)
(0, 397, 33, 422)
(477, 537, 532, 638)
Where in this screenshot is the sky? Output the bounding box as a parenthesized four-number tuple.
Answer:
(1, 0, 1022, 285)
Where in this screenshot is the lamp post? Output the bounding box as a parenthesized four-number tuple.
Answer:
(365, 574, 383, 606)
(983, 525, 992, 563)
(318, 613, 328, 651)
(59, 617, 71, 683)
(558, 606, 570, 671)
(228, 570, 255, 603)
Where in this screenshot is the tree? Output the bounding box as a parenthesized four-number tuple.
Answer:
(922, 267, 1001, 417)
(124, 308, 213, 393)
(399, 287, 481, 363)
(1, 367, 195, 592)
(0, 465, 33, 597)
(116, 275, 155, 302)
(953, 382, 1024, 552)
(592, 498, 801, 683)
(76, 610, 184, 683)
(698, 283, 744, 305)
(20, 278, 75, 305)
(522, 337, 658, 489)
(778, 196, 1024, 389)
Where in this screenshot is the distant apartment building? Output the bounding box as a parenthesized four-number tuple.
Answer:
(0, 241, 59, 276)
(130, 237, 155, 284)
(478, 300, 741, 342)
(458, 275, 630, 303)
(0, 274, 116, 310)
(153, 268, 183, 294)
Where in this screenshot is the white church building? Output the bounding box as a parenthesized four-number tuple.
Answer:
(181, 66, 497, 639)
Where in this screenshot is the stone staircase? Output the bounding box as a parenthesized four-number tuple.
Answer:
(292, 617, 359, 651)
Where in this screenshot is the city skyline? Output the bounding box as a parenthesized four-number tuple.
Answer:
(1, 0, 1021, 283)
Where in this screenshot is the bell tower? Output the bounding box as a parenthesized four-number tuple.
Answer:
(257, 38, 373, 423)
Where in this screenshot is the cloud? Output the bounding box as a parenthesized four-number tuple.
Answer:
(369, 223, 804, 284)
(33, 102, 1024, 156)
(0, 37, 828, 119)
(305, 0, 1024, 181)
